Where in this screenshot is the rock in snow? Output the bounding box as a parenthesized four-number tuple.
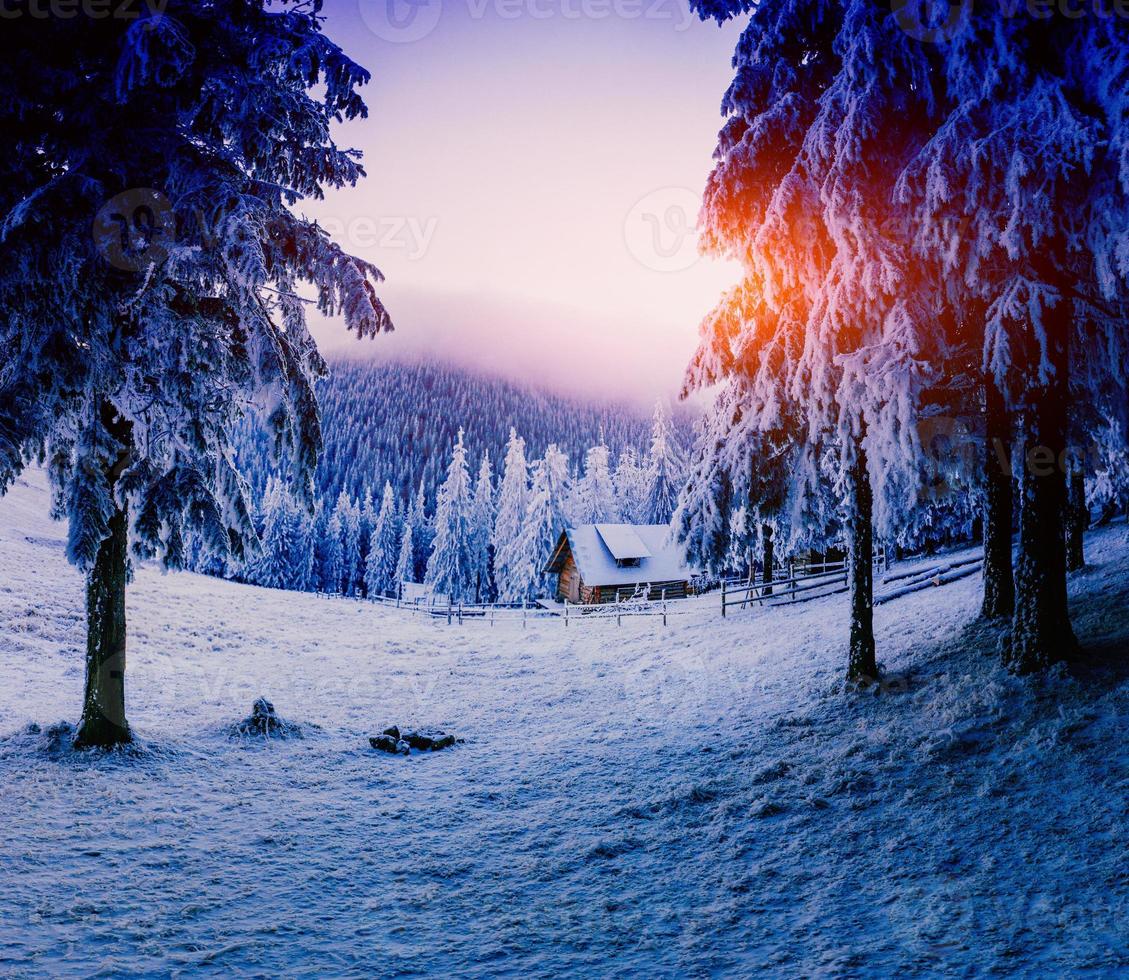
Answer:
(370, 727, 459, 755)
(369, 733, 411, 755)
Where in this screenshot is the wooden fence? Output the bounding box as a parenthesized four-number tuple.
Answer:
(721, 563, 847, 616)
(350, 585, 696, 628)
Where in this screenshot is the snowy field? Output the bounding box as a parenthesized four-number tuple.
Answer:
(1, 470, 1127, 978)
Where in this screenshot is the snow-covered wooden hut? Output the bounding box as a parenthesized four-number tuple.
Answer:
(543, 524, 695, 605)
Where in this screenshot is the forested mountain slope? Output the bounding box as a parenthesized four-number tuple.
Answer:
(234, 355, 692, 507)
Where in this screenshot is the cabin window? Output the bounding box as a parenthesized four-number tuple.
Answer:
(615, 557, 641, 569)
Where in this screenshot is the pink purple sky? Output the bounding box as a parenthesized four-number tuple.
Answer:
(306, 0, 745, 404)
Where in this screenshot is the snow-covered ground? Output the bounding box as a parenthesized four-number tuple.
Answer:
(1, 469, 1126, 977)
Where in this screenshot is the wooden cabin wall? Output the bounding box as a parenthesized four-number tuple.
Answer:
(556, 554, 582, 603)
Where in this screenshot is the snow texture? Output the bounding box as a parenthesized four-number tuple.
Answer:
(1, 470, 1127, 976)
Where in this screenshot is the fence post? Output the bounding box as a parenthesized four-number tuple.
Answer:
(447, 596, 453, 626)
(721, 578, 727, 618)
(490, 604, 495, 628)
(662, 588, 667, 627)
(617, 598, 622, 628)
(564, 599, 569, 628)
(458, 601, 463, 625)
(522, 599, 527, 629)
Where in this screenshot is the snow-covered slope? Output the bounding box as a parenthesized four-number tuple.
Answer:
(1, 470, 1126, 976)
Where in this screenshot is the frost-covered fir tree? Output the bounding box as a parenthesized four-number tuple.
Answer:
(895, 6, 1129, 670)
(726, 504, 750, 577)
(492, 429, 531, 602)
(394, 521, 415, 595)
(364, 482, 399, 598)
(292, 502, 316, 594)
(614, 449, 648, 525)
(254, 479, 302, 591)
(0, 4, 390, 744)
(425, 430, 477, 602)
(408, 481, 434, 584)
(504, 462, 560, 602)
(539, 444, 574, 537)
(322, 511, 345, 597)
(685, 0, 945, 680)
(358, 488, 376, 593)
(335, 492, 363, 597)
(572, 444, 619, 525)
(470, 452, 496, 602)
(642, 401, 685, 526)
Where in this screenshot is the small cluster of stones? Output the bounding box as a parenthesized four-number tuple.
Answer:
(369, 726, 459, 756)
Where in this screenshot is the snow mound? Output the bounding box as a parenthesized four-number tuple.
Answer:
(228, 698, 313, 739)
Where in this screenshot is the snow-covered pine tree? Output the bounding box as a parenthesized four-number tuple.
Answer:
(897, 6, 1129, 670)
(255, 478, 301, 590)
(572, 443, 619, 525)
(614, 449, 648, 525)
(687, 0, 947, 680)
(409, 481, 434, 584)
(470, 452, 496, 602)
(292, 501, 316, 593)
(364, 482, 400, 598)
(358, 488, 376, 595)
(673, 0, 844, 581)
(540, 444, 574, 537)
(322, 511, 345, 597)
(791, 2, 942, 681)
(310, 503, 332, 593)
(335, 492, 363, 597)
(505, 461, 560, 602)
(492, 429, 531, 602)
(726, 504, 750, 577)
(394, 521, 415, 595)
(425, 430, 476, 603)
(0, 3, 390, 745)
(642, 400, 684, 526)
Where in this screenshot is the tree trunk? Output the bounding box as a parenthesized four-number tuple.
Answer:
(1065, 465, 1086, 571)
(981, 373, 1015, 619)
(762, 523, 774, 597)
(1006, 303, 1078, 673)
(846, 443, 877, 682)
(73, 405, 133, 749)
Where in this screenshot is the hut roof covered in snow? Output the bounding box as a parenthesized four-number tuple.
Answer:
(544, 524, 693, 587)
